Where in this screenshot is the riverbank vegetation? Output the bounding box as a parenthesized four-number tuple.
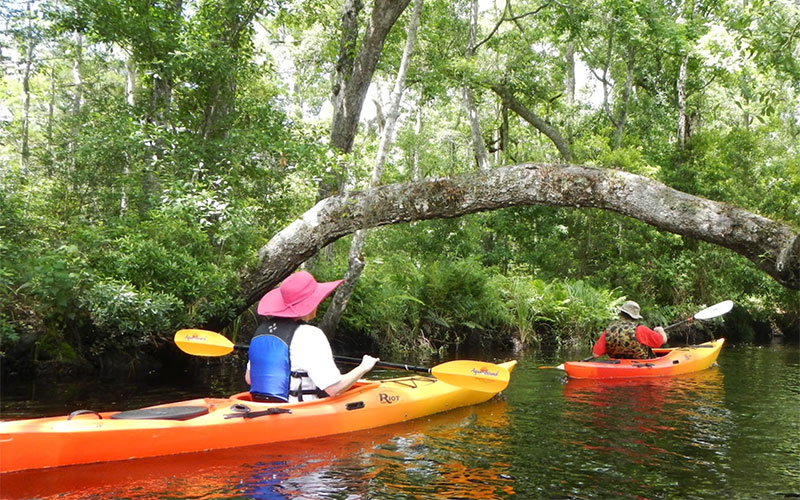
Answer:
(1, 0, 798, 375)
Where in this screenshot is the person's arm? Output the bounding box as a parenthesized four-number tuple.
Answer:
(293, 326, 379, 397)
(635, 325, 667, 348)
(592, 331, 607, 357)
(323, 355, 379, 397)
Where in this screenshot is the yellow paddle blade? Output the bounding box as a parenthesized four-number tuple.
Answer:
(431, 360, 511, 393)
(174, 329, 234, 357)
(538, 364, 565, 370)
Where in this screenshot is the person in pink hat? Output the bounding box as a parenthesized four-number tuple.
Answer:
(245, 270, 379, 403)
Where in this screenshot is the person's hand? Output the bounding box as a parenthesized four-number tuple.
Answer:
(359, 354, 380, 372)
(326, 354, 382, 397)
(654, 326, 667, 344)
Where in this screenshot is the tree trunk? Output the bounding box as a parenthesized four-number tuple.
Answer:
(141, 56, 175, 215)
(492, 109, 502, 165)
(463, 86, 490, 171)
(462, 0, 491, 171)
(73, 32, 84, 115)
(413, 100, 423, 180)
(20, 1, 35, 169)
(47, 65, 55, 157)
(320, 0, 424, 338)
(565, 41, 576, 106)
(677, 52, 689, 149)
(69, 32, 84, 209)
(600, 26, 614, 124)
(613, 44, 635, 149)
(233, 163, 800, 321)
(148, 75, 173, 127)
(677, 0, 697, 148)
(490, 83, 572, 162)
(501, 103, 508, 157)
(122, 54, 136, 215)
(125, 55, 136, 106)
(329, 0, 412, 153)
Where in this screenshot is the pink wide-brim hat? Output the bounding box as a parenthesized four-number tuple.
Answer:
(257, 271, 343, 318)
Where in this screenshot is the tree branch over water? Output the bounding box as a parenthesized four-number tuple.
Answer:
(236, 163, 800, 315)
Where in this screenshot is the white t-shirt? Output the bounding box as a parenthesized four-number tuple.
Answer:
(288, 324, 343, 401)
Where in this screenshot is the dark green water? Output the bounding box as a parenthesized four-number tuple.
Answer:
(1, 342, 798, 499)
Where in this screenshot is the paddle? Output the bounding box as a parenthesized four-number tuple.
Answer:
(174, 329, 510, 393)
(662, 300, 733, 330)
(538, 300, 734, 370)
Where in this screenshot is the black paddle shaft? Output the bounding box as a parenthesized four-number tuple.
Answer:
(333, 355, 431, 374)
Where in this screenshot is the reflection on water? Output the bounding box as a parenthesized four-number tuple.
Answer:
(368, 401, 514, 499)
(562, 369, 728, 462)
(559, 370, 731, 496)
(1, 345, 798, 499)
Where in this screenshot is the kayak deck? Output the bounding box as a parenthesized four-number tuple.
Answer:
(0, 360, 516, 474)
(563, 339, 725, 379)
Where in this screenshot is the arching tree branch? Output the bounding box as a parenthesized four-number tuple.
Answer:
(235, 163, 799, 317)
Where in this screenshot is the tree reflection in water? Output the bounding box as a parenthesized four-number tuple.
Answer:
(558, 369, 728, 495)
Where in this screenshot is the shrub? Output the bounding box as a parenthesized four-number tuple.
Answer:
(490, 274, 622, 347)
(336, 254, 624, 356)
(80, 279, 183, 355)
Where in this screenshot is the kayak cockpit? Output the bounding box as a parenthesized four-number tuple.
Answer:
(229, 379, 383, 407)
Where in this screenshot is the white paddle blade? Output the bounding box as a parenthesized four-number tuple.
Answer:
(694, 300, 734, 321)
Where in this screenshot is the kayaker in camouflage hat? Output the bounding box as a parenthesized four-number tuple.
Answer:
(591, 300, 668, 359)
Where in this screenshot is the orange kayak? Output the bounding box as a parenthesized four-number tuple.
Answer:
(563, 339, 724, 379)
(0, 361, 516, 473)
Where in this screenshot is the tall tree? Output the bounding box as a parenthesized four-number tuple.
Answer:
(462, 0, 490, 171)
(320, 0, 424, 338)
(189, 0, 265, 142)
(580, 17, 636, 150)
(14, 0, 42, 169)
(329, 0, 411, 153)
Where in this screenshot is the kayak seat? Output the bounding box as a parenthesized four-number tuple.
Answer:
(68, 409, 103, 420)
(110, 406, 209, 421)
